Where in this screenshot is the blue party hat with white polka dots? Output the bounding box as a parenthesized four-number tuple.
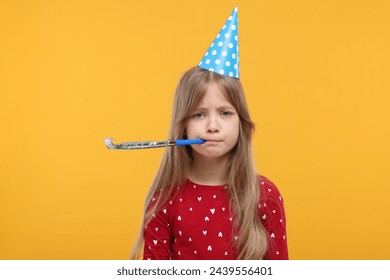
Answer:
(198, 7, 239, 78)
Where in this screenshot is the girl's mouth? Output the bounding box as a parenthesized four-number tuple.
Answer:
(204, 139, 222, 143)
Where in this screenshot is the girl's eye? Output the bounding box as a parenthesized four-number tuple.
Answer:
(221, 111, 233, 117)
(193, 113, 206, 118)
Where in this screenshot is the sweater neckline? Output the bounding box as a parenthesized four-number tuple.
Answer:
(186, 178, 227, 189)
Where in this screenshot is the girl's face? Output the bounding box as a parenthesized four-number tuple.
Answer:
(186, 82, 240, 160)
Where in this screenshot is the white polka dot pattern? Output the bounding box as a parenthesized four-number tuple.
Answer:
(198, 7, 239, 78)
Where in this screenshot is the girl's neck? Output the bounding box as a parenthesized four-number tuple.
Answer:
(187, 154, 229, 186)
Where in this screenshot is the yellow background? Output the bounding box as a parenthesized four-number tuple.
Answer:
(1, 0, 389, 259)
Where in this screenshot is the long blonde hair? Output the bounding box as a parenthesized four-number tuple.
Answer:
(131, 66, 269, 259)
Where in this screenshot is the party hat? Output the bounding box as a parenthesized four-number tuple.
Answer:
(198, 7, 239, 78)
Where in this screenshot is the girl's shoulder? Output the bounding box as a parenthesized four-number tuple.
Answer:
(259, 175, 284, 202)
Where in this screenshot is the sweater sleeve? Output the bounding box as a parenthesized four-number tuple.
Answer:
(260, 178, 289, 260)
(143, 195, 172, 260)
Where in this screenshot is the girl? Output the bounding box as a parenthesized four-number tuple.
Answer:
(130, 66, 288, 260)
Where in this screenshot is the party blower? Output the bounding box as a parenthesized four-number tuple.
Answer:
(104, 138, 205, 150)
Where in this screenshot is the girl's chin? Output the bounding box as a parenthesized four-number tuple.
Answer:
(192, 149, 230, 160)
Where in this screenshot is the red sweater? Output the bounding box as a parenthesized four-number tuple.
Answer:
(143, 176, 288, 260)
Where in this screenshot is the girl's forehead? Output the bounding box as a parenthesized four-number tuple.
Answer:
(196, 83, 235, 107)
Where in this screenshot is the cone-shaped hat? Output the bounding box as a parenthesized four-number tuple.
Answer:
(198, 7, 239, 78)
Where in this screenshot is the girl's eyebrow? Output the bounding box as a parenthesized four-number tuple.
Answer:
(194, 105, 236, 111)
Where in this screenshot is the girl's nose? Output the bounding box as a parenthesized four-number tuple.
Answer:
(207, 127, 219, 133)
(207, 115, 220, 133)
